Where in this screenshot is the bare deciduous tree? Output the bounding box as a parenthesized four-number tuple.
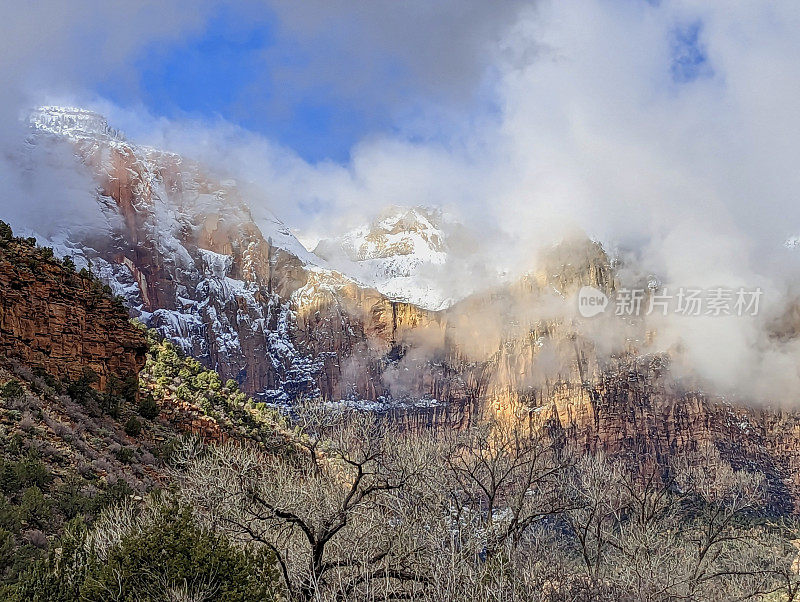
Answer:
(170, 411, 800, 602)
(441, 417, 573, 557)
(178, 407, 432, 601)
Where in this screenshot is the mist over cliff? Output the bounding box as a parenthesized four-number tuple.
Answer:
(2, 1, 800, 405)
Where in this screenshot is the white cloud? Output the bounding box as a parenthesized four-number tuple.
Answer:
(4, 0, 800, 400)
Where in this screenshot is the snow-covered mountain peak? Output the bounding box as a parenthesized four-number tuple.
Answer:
(334, 206, 446, 263)
(29, 106, 125, 142)
(25, 106, 318, 266)
(312, 206, 457, 310)
(374, 205, 441, 238)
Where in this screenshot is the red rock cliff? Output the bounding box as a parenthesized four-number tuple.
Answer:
(0, 232, 147, 390)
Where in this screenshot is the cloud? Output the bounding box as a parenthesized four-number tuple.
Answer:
(259, 0, 530, 111)
(113, 0, 800, 274)
(3, 0, 800, 401)
(0, 1, 216, 124)
(0, 0, 220, 244)
(255, 0, 800, 399)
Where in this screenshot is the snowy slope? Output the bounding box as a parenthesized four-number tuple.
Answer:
(29, 106, 312, 263)
(23, 106, 325, 399)
(313, 206, 458, 311)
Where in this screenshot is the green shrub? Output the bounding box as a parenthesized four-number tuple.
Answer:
(0, 455, 51, 494)
(101, 376, 138, 419)
(0, 381, 23, 401)
(115, 447, 134, 464)
(19, 487, 49, 530)
(99, 393, 121, 418)
(123, 417, 141, 437)
(66, 369, 98, 404)
(53, 477, 92, 521)
(137, 394, 159, 420)
(0, 495, 20, 533)
(9, 506, 281, 601)
(0, 221, 12, 241)
(83, 507, 280, 601)
(174, 383, 192, 401)
(0, 528, 14, 571)
(16, 456, 51, 490)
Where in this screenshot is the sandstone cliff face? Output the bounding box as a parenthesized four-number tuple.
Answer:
(27, 108, 450, 403)
(18, 108, 800, 511)
(522, 361, 800, 514)
(450, 253, 800, 512)
(0, 235, 147, 391)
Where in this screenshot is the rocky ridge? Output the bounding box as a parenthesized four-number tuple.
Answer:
(0, 229, 146, 391)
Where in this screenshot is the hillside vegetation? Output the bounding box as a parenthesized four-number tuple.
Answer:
(3, 219, 800, 601)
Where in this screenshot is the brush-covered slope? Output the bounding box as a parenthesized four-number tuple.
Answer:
(0, 219, 285, 597)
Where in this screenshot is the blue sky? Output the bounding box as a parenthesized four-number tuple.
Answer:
(670, 21, 712, 83)
(95, 5, 416, 163)
(91, 2, 520, 164)
(97, 6, 365, 162)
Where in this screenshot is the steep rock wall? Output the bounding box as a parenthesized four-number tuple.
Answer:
(0, 235, 147, 390)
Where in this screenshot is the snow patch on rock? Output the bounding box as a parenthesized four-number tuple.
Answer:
(313, 206, 457, 311)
